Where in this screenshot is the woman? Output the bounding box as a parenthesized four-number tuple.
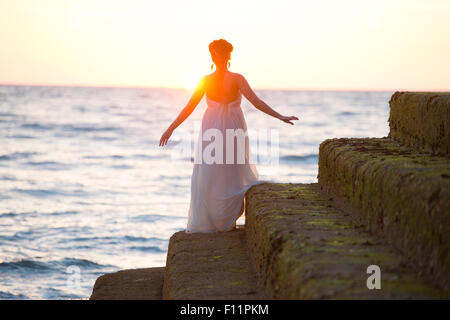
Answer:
(159, 39, 298, 233)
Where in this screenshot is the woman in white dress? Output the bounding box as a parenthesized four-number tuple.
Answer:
(159, 39, 298, 233)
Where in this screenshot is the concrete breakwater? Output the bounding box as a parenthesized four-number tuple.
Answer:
(90, 92, 449, 299)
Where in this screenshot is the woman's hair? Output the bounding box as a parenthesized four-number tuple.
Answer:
(209, 39, 233, 62)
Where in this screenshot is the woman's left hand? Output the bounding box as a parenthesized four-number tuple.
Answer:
(159, 128, 173, 146)
(279, 115, 299, 125)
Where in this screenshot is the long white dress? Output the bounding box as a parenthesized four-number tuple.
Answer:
(186, 93, 263, 233)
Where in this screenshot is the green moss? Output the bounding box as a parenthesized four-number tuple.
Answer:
(363, 251, 400, 264)
(306, 219, 352, 229)
(300, 277, 362, 299)
(325, 235, 378, 247)
(245, 182, 447, 299)
(382, 278, 445, 298)
(318, 137, 450, 289)
(389, 92, 450, 157)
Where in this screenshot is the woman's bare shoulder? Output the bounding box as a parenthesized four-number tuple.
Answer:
(198, 73, 213, 88)
(229, 71, 243, 78)
(201, 73, 211, 81)
(229, 72, 246, 84)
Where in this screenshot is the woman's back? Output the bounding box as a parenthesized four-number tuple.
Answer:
(204, 71, 241, 104)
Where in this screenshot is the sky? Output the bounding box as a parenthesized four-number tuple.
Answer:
(1, 0, 450, 91)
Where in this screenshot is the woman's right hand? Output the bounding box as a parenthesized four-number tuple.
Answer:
(159, 128, 173, 146)
(279, 115, 299, 125)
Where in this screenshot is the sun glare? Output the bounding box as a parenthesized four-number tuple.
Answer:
(0, 1, 449, 90)
(184, 73, 203, 91)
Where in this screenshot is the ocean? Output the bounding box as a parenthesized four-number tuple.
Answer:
(0, 85, 392, 299)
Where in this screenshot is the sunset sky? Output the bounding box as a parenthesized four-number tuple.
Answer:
(1, 0, 450, 90)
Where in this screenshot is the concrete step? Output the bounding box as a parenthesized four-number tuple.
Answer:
(245, 183, 447, 299)
(318, 137, 450, 290)
(389, 92, 450, 156)
(90, 267, 165, 300)
(162, 228, 268, 300)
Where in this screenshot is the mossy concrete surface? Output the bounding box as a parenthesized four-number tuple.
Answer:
(90, 267, 165, 300)
(162, 228, 268, 299)
(245, 183, 447, 299)
(318, 137, 450, 290)
(389, 92, 450, 156)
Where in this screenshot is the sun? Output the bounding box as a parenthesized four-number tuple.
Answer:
(184, 73, 203, 91)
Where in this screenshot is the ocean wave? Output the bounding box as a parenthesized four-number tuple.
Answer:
(71, 235, 167, 246)
(19, 122, 122, 134)
(71, 235, 117, 243)
(280, 154, 318, 162)
(60, 124, 121, 133)
(0, 212, 17, 218)
(110, 164, 132, 169)
(12, 188, 88, 198)
(12, 188, 62, 197)
(130, 214, 184, 223)
(0, 258, 112, 274)
(5, 134, 35, 139)
(48, 210, 79, 216)
(132, 154, 166, 160)
(0, 152, 38, 161)
(42, 288, 85, 300)
(83, 154, 166, 161)
(20, 123, 55, 131)
(0, 233, 27, 241)
(0, 291, 28, 300)
(0, 112, 18, 118)
(0, 175, 16, 181)
(23, 160, 71, 170)
(0, 259, 53, 272)
(0, 210, 76, 219)
(56, 258, 110, 268)
(84, 154, 125, 160)
(123, 235, 168, 243)
(0, 194, 12, 201)
(91, 136, 117, 141)
(11, 228, 41, 240)
(128, 246, 166, 253)
(25, 161, 62, 166)
(339, 111, 358, 116)
(307, 122, 326, 127)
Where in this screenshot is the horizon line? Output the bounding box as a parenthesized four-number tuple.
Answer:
(0, 81, 448, 93)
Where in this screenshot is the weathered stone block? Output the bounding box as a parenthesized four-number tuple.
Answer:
(90, 267, 165, 300)
(389, 92, 450, 156)
(246, 183, 447, 299)
(162, 229, 266, 300)
(318, 138, 450, 290)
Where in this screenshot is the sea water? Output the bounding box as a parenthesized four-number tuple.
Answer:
(0, 85, 391, 299)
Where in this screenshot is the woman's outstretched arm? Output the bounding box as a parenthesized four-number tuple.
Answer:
(159, 77, 206, 146)
(237, 74, 298, 125)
